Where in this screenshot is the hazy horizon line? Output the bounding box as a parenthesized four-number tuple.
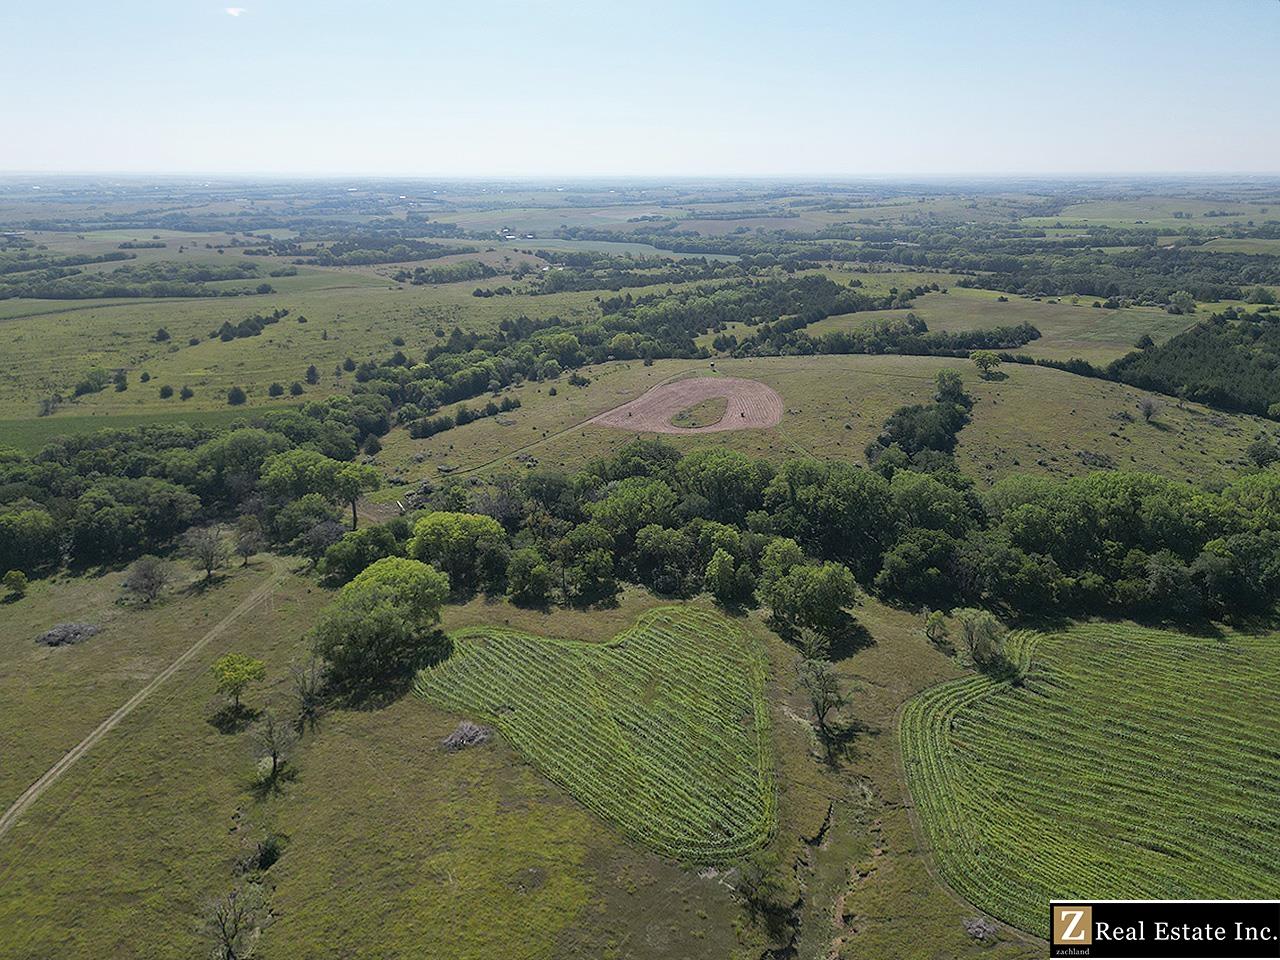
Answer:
(4, 169, 1280, 183)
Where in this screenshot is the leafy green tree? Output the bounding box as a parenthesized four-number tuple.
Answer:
(212, 653, 266, 710)
(311, 557, 450, 691)
(676, 449, 772, 524)
(934, 368, 965, 402)
(704, 547, 740, 605)
(333, 462, 381, 530)
(952, 608, 1005, 665)
(273, 494, 341, 545)
(1167, 289, 1196, 314)
(1246, 437, 1278, 468)
(3, 569, 28, 599)
(260, 449, 343, 502)
(796, 657, 845, 746)
(874, 527, 957, 605)
(759, 559, 857, 637)
(407, 512, 508, 593)
(924, 609, 948, 646)
(227, 385, 247, 405)
(584, 476, 677, 549)
(970, 349, 1001, 378)
(319, 524, 402, 585)
(506, 547, 554, 607)
(0, 509, 61, 573)
(565, 548, 618, 605)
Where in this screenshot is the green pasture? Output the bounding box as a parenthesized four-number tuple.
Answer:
(375, 355, 1273, 494)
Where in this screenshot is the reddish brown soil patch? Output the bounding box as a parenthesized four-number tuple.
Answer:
(590, 377, 783, 433)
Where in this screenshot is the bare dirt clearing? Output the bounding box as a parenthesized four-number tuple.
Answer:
(590, 376, 782, 433)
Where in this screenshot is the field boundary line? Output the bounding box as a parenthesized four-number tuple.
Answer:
(0, 558, 287, 842)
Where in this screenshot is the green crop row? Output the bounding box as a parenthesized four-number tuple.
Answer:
(415, 606, 776, 862)
(900, 625, 1280, 936)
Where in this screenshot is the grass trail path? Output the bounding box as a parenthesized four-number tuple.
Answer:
(0, 558, 287, 842)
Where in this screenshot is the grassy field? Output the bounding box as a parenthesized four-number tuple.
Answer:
(374, 355, 1274, 495)
(0, 561, 321, 959)
(900, 624, 1280, 937)
(671, 396, 729, 428)
(0, 407, 256, 453)
(1022, 196, 1279, 229)
(0, 570, 761, 960)
(806, 288, 1195, 363)
(416, 606, 774, 861)
(0, 557, 1042, 960)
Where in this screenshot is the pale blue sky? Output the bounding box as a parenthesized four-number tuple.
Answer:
(3, 0, 1276, 176)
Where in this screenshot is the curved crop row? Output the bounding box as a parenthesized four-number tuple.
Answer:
(901, 625, 1280, 936)
(415, 606, 775, 861)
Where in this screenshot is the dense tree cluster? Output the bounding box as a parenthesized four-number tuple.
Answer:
(0, 259, 264, 299)
(313, 371, 1280, 629)
(393, 260, 496, 285)
(215, 307, 290, 341)
(523, 251, 740, 294)
(1106, 309, 1280, 416)
(0, 395, 391, 572)
(249, 235, 474, 266)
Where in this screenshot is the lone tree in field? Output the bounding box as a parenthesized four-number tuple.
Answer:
(1138, 396, 1162, 422)
(970, 350, 1001, 379)
(203, 883, 266, 960)
(123, 555, 173, 604)
(796, 657, 845, 749)
(924, 609, 948, 646)
(290, 657, 328, 734)
(952, 608, 1005, 666)
(3, 569, 28, 600)
(251, 710, 297, 782)
(234, 516, 266, 567)
(212, 653, 266, 712)
(185, 525, 229, 582)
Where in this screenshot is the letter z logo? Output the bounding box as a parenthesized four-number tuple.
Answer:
(1053, 904, 1093, 945)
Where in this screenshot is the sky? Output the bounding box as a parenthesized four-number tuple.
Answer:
(2, 0, 1277, 177)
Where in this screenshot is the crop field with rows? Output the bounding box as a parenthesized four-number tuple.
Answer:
(415, 606, 776, 862)
(900, 625, 1280, 937)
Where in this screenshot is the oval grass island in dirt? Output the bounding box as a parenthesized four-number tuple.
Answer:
(589, 376, 783, 434)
